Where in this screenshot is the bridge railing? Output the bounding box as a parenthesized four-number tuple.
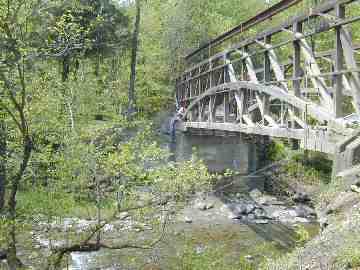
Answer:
(176, 0, 360, 119)
(175, 0, 360, 173)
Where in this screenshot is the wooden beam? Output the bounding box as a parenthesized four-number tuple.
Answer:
(334, 4, 345, 117)
(293, 22, 302, 97)
(289, 108, 307, 128)
(182, 81, 337, 124)
(296, 33, 333, 112)
(242, 50, 259, 83)
(185, 0, 304, 60)
(243, 114, 255, 126)
(339, 26, 360, 114)
(258, 38, 288, 91)
(264, 115, 279, 127)
(235, 91, 245, 124)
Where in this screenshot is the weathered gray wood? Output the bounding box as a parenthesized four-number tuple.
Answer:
(242, 115, 255, 126)
(183, 121, 336, 154)
(296, 32, 333, 112)
(293, 22, 302, 97)
(263, 36, 272, 120)
(182, 82, 336, 123)
(259, 39, 288, 91)
(175, 0, 360, 177)
(209, 96, 215, 123)
(235, 91, 245, 124)
(264, 115, 278, 127)
(339, 27, 360, 114)
(334, 4, 345, 117)
(198, 100, 205, 122)
(264, 36, 272, 84)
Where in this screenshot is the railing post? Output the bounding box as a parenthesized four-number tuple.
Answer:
(189, 72, 192, 99)
(334, 4, 345, 118)
(209, 96, 214, 123)
(223, 54, 227, 83)
(263, 36, 271, 123)
(293, 21, 302, 98)
(209, 60, 213, 88)
(197, 66, 201, 97)
(198, 101, 203, 122)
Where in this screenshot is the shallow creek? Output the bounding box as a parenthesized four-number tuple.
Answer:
(66, 129, 318, 270)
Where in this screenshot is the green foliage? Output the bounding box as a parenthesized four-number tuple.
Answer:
(174, 244, 256, 270)
(335, 247, 360, 269)
(150, 158, 212, 199)
(267, 141, 287, 161)
(285, 151, 332, 185)
(44, 0, 129, 57)
(17, 187, 78, 218)
(294, 225, 310, 246)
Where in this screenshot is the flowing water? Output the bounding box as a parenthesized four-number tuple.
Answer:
(67, 116, 318, 269)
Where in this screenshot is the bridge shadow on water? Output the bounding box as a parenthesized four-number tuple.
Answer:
(164, 128, 299, 250)
(213, 175, 298, 250)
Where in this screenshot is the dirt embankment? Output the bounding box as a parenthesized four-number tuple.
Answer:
(262, 162, 360, 270)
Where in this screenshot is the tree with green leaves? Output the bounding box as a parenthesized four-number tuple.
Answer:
(44, 0, 130, 81)
(127, 0, 141, 115)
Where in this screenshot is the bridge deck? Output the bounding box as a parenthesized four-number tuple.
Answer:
(177, 121, 340, 154)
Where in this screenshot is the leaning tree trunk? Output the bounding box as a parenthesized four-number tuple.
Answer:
(0, 118, 6, 212)
(127, 0, 141, 115)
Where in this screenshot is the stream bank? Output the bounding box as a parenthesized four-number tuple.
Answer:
(0, 120, 323, 270)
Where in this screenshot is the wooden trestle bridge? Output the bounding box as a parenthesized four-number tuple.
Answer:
(175, 0, 360, 177)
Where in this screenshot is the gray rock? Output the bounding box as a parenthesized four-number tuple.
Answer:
(254, 219, 269, 224)
(195, 245, 206, 254)
(194, 199, 215, 211)
(184, 216, 193, 223)
(319, 216, 329, 230)
(350, 185, 360, 193)
(249, 189, 263, 201)
(294, 205, 316, 218)
(227, 203, 246, 218)
(293, 192, 310, 203)
(293, 217, 310, 223)
(254, 208, 270, 219)
(325, 192, 359, 214)
(246, 204, 256, 214)
(245, 255, 254, 261)
(117, 212, 130, 220)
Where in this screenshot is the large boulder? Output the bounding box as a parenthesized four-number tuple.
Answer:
(227, 202, 256, 219)
(294, 204, 316, 218)
(194, 199, 215, 211)
(293, 192, 311, 203)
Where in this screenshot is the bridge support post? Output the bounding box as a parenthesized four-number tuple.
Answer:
(198, 101, 204, 122)
(255, 135, 271, 169)
(334, 4, 345, 118)
(224, 93, 229, 123)
(293, 22, 302, 98)
(263, 36, 272, 125)
(209, 96, 216, 123)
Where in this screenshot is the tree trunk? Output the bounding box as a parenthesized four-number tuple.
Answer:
(128, 0, 141, 115)
(7, 135, 32, 270)
(62, 55, 70, 82)
(0, 118, 6, 212)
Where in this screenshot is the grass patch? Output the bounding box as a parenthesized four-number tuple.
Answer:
(173, 244, 256, 270)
